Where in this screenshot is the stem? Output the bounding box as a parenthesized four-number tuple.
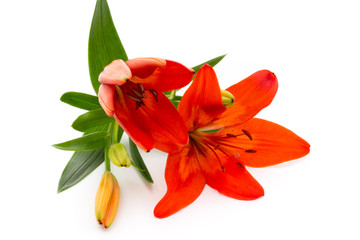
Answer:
(104, 121, 114, 172)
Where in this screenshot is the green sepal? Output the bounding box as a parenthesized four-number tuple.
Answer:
(128, 138, 153, 183)
(89, 0, 128, 94)
(192, 54, 227, 73)
(57, 148, 105, 193)
(72, 108, 112, 132)
(60, 92, 100, 110)
(52, 132, 107, 151)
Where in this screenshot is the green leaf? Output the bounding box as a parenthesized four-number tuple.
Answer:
(72, 108, 112, 132)
(89, 0, 128, 94)
(128, 138, 153, 183)
(57, 148, 104, 193)
(60, 92, 100, 110)
(192, 54, 227, 73)
(53, 132, 107, 151)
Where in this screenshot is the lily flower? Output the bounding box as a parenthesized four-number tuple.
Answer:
(154, 65, 310, 218)
(98, 58, 194, 152)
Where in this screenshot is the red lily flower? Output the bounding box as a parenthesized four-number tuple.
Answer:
(98, 58, 194, 152)
(154, 65, 310, 218)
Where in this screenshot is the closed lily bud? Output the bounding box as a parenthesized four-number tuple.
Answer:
(109, 143, 131, 167)
(95, 171, 120, 228)
(221, 89, 235, 107)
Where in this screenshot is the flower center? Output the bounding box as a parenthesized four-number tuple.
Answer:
(188, 129, 257, 172)
(117, 83, 158, 110)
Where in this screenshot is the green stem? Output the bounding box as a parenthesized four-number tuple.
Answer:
(104, 121, 114, 172)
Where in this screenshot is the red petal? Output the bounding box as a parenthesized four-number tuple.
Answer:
(113, 82, 189, 151)
(178, 64, 226, 131)
(98, 60, 132, 85)
(126, 58, 166, 78)
(98, 84, 115, 117)
(154, 148, 206, 218)
(225, 118, 310, 167)
(129, 60, 194, 92)
(113, 85, 154, 151)
(208, 70, 278, 129)
(205, 156, 264, 200)
(138, 90, 189, 146)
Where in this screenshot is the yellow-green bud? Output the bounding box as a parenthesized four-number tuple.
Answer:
(221, 89, 235, 107)
(109, 143, 131, 167)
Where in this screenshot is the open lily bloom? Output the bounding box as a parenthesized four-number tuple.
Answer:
(98, 58, 194, 152)
(154, 65, 310, 218)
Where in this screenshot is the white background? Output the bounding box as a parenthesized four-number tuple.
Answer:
(1, 0, 359, 239)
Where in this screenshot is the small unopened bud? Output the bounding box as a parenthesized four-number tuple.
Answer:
(109, 143, 131, 167)
(221, 89, 235, 107)
(95, 171, 120, 228)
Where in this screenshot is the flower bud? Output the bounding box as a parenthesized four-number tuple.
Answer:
(221, 89, 235, 107)
(95, 171, 120, 228)
(109, 143, 131, 167)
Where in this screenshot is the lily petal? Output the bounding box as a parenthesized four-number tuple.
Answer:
(98, 59, 132, 85)
(113, 83, 189, 151)
(154, 149, 206, 218)
(178, 64, 226, 131)
(227, 118, 310, 167)
(208, 70, 278, 129)
(205, 157, 264, 200)
(126, 57, 166, 78)
(98, 84, 115, 117)
(138, 90, 189, 146)
(130, 60, 194, 93)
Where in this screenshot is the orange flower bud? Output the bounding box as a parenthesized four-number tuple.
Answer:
(95, 171, 120, 228)
(221, 89, 235, 107)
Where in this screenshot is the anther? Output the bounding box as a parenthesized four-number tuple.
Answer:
(242, 129, 253, 141)
(137, 83, 145, 93)
(131, 88, 143, 98)
(221, 167, 225, 173)
(149, 89, 158, 102)
(126, 93, 142, 102)
(245, 149, 257, 153)
(236, 162, 245, 168)
(226, 133, 237, 138)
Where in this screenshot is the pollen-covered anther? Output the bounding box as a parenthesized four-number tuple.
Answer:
(242, 129, 253, 141)
(137, 83, 145, 93)
(126, 93, 142, 102)
(245, 149, 257, 153)
(149, 89, 158, 102)
(226, 133, 237, 138)
(131, 88, 143, 98)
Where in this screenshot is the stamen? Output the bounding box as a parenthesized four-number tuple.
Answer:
(149, 89, 158, 102)
(131, 89, 143, 98)
(236, 162, 245, 168)
(226, 133, 237, 138)
(137, 83, 145, 93)
(242, 129, 253, 141)
(245, 149, 257, 153)
(126, 93, 142, 102)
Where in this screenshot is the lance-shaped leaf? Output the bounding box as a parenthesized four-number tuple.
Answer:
(53, 132, 107, 151)
(192, 54, 226, 73)
(72, 108, 112, 132)
(129, 138, 153, 183)
(60, 92, 101, 110)
(89, 0, 128, 94)
(57, 148, 105, 193)
(57, 124, 110, 193)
